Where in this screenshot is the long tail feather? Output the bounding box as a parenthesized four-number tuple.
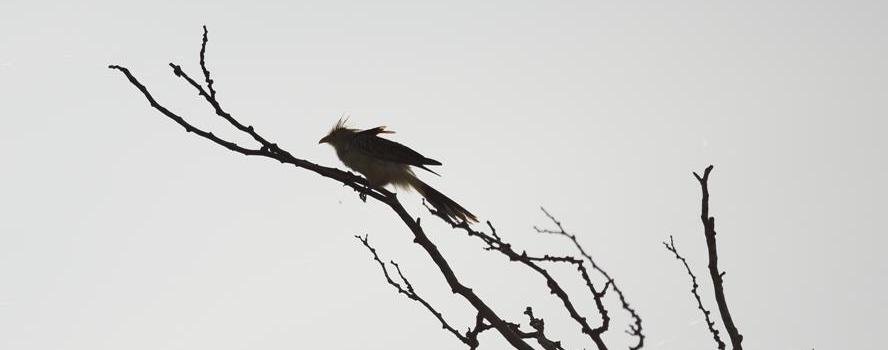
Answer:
(409, 176, 478, 223)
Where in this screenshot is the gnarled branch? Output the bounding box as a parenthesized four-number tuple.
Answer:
(535, 207, 645, 350)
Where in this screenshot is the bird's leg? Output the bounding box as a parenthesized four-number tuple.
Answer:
(358, 179, 381, 203)
(343, 180, 370, 202)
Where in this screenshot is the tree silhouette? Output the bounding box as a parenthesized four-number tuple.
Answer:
(110, 27, 749, 350)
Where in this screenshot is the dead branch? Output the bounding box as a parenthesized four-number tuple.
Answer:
(535, 207, 645, 350)
(694, 166, 744, 350)
(355, 235, 484, 347)
(423, 203, 612, 350)
(663, 235, 725, 349)
(109, 26, 534, 350)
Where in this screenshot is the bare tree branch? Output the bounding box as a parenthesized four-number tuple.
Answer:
(662, 235, 725, 350)
(694, 165, 744, 350)
(355, 235, 475, 346)
(109, 27, 535, 350)
(534, 207, 645, 350)
(423, 202, 612, 350)
(358, 234, 584, 350)
(199, 25, 216, 99)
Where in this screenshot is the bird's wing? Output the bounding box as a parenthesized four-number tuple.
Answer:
(351, 127, 442, 174)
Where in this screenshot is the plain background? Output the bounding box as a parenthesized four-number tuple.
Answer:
(1, 1, 886, 349)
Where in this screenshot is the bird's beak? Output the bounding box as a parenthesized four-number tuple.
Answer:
(318, 136, 329, 144)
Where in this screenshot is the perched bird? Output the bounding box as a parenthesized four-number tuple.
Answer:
(319, 118, 477, 223)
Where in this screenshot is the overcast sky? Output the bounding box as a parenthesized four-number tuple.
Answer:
(1, 1, 886, 349)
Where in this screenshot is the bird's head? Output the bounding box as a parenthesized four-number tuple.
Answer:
(318, 116, 355, 147)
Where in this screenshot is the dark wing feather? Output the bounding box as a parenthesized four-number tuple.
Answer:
(351, 128, 442, 174)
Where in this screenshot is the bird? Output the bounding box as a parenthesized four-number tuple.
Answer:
(319, 118, 478, 223)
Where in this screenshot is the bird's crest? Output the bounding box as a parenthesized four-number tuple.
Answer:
(329, 115, 396, 137)
(330, 114, 351, 133)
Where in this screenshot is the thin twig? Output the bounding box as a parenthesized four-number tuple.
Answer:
(663, 235, 725, 350)
(199, 25, 216, 99)
(534, 207, 645, 350)
(355, 235, 469, 344)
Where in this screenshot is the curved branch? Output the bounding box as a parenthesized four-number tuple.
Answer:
(534, 207, 645, 350)
(108, 28, 534, 350)
(663, 235, 725, 349)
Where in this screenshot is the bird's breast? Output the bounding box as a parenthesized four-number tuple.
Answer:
(335, 148, 413, 188)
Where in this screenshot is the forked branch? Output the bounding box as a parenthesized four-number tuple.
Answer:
(356, 235, 488, 347)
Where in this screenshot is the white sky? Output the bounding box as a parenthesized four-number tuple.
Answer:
(1, 1, 886, 349)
